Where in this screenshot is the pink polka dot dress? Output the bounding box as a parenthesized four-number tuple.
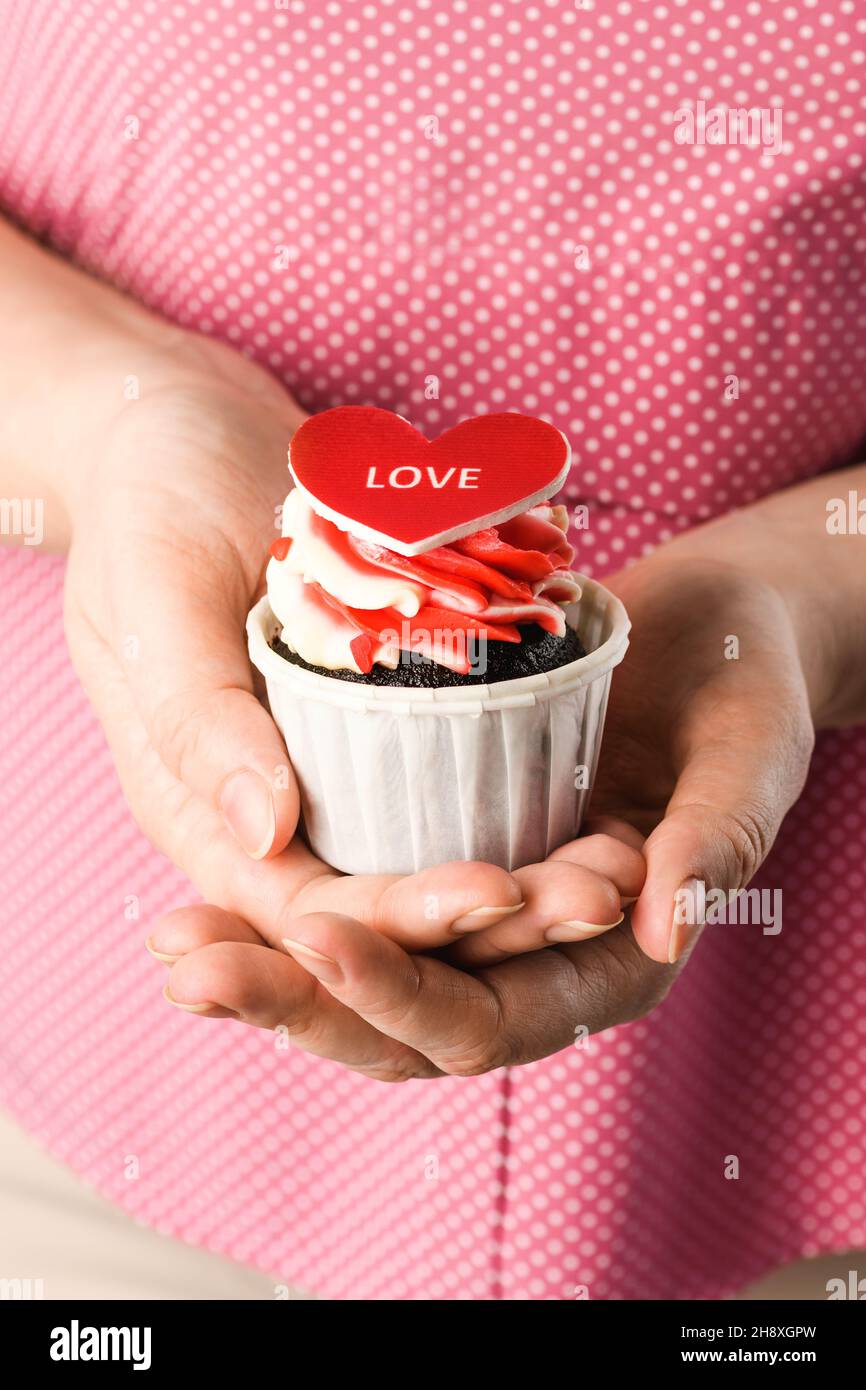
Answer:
(2, 0, 866, 1299)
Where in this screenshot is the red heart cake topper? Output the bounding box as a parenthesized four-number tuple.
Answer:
(288, 406, 571, 556)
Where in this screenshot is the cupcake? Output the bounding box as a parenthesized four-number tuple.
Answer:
(247, 407, 630, 875)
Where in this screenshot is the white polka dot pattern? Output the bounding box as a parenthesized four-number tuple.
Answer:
(0, 0, 865, 1299)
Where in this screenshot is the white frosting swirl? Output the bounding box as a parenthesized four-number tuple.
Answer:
(267, 489, 580, 675)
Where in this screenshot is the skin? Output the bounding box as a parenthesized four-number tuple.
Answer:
(3, 218, 866, 1083)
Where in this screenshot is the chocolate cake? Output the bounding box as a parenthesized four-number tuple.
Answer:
(271, 621, 586, 688)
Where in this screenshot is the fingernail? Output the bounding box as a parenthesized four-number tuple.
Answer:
(163, 984, 223, 1015)
(668, 877, 706, 964)
(621, 895, 639, 908)
(145, 936, 180, 965)
(282, 937, 343, 985)
(544, 912, 624, 943)
(451, 902, 525, 934)
(219, 769, 276, 859)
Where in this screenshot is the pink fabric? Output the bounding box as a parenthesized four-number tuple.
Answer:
(1, 0, 866, 1299)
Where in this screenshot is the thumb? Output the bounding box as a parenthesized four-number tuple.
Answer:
(630, 723, 813, 965)
(111, 556, 300, 860)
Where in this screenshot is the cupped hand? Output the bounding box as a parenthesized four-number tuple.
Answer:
(149, 823, 667, 1083)
(64, 334, 308, 864)
(64, 334, 643, 970)
(592, 547, 815, 963)
(146, 529, 818, 1082)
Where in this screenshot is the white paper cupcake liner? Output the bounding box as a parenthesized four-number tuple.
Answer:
(247, 574, 630, 875)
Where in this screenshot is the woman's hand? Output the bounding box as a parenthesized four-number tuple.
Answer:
(62, 345, 644, 962)
(0, 216, 630, 961)
(141, 543, 812, 1082)
(0, 209, 634, 968)
(64, 340, 309, 863)
(149, 467, 866, 1078)
(593, 552, 816, 964)
(151, 550, 816, 1081)
(148, 828, 672, 1083)
(597, 468, 866, 966)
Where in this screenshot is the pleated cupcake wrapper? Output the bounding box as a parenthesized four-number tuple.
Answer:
(247, 574, 630, 875)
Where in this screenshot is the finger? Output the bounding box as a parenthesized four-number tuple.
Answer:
(446, 859, 626, 967)
(632, 715, 813, 965)
(547, 830, 646, 902)
(164, 935, 439, 1080)
(151, 848, 631, 972)
(156, 822, 528, 954)
(150, 860, 524, 964)
(279, 913, 675, 1073)
(146, 904, 266, 964)
(103, 535, 300, 859)
(64, 609, 335, 908)
(291, 859, 524, 949)
(580, 815, 646, 853)
(280, 912, 513, 1074)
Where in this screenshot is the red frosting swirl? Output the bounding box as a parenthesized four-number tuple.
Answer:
(267, 492, 580, 675)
